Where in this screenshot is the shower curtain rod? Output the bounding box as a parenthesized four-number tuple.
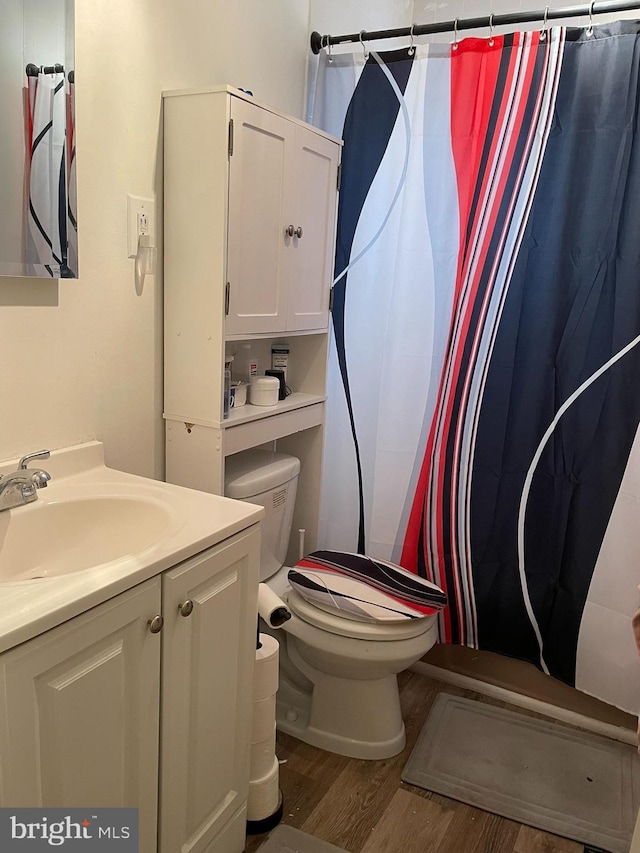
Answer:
(25, 63, 74, 83)
(26, 63, 63, 76)
(310, 0, 640, 53)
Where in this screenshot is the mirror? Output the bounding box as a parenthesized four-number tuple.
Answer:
(0, 0, 76, 278)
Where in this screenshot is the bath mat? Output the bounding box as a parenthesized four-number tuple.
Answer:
(401, 693, 640, 853)
(257, 825, 349, 853)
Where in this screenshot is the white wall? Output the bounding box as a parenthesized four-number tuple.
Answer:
(310, 0, 413, 37)
(0, 0, 310, 478)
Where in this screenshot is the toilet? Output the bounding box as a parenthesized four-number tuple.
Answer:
(224, 449, 446, 760)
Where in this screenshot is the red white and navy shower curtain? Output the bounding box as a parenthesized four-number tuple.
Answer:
(25, 69, 76, 277)
(310, 20, 640, 715)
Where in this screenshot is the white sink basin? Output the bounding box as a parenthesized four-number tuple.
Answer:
(0, 496, 172, 582)
(0, 441, 263, 654)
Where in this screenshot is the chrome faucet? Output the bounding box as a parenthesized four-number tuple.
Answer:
(0, 450, 52, 512)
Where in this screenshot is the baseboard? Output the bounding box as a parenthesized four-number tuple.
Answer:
(411, 660, 637, 747)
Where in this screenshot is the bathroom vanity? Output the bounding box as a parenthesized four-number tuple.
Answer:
(0, 442, 262, 853)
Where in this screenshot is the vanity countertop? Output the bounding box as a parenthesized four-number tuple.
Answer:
(0, 441, 263, 654)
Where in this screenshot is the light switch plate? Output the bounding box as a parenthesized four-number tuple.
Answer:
(127, 195, 155, 258)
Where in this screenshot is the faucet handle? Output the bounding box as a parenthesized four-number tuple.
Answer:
(18, 450, 51, 470)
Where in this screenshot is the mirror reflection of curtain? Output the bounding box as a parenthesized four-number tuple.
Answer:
(310, 20, 640, 717)
(26, 70, 69, 277)
(66, 76, 77, 276)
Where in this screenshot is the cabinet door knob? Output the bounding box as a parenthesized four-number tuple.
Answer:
(178, 599, 194, 617)
(148, 615, 164, 634)
(285, 224, 295, 237)
(295, 226, 303, 239)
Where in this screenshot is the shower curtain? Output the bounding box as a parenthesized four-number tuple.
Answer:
(26, 69, 73, 277)
(310, 20, 640, 715)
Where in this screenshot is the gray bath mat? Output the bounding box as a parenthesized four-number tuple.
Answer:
(402, 693, 640, 853)
(258, 825, 349, 853)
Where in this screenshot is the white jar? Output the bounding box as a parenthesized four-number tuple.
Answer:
(249, 376, 279, 406)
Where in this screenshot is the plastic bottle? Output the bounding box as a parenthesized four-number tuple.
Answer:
(271, 344, 289, 381)
(223, 355, 234, 419)
(235, 343, 258, 383)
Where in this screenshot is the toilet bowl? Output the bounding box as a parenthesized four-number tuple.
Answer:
(224, 450, 444, 760)
(267, 573, 439, 758)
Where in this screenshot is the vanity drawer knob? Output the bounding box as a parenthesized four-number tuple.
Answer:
(179, 599, 194, 617)
(148, 615, 164, 634)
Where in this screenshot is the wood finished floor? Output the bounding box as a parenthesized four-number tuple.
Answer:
(245, 669, 587, 853)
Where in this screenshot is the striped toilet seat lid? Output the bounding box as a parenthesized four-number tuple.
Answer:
(288, 551, 447, 624)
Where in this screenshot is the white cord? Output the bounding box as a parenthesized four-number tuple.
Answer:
(517, 330, 640, 673)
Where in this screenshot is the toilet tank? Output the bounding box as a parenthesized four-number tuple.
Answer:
(224, 450, 300, 581)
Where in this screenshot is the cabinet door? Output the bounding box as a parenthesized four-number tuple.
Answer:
(284, 125, 340, 332)
(0, 580, 162, 853)
(227, 99, 292, 335)
(159, 526, 260, 853)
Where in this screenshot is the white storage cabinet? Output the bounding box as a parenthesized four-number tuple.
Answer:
(163, 86, 341, 562)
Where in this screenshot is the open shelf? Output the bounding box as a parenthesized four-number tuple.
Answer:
(223, 393, 325, 457)
(222, 392, 325, 428)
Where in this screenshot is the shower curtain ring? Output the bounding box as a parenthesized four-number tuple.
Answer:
(586, 0, 595, 36)
(488, 13, 495, 46)
(325, 35, 334, 62)
(540, 6, 549, 40)
(452, 18, 459, 50)
(359, 30, 369, 61)
(408, 23, 416, 55)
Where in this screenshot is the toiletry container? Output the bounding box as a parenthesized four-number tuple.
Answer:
(223, 355, 234, 419)
(271, 345, 289, 381)
(231, 381, 248, 407)
(236, 344, 258, 384)
(249, 376, 279, 406)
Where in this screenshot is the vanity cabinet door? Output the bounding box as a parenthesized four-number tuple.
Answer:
(0, 579, 162, 853)
(159, 525, 260, 853)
